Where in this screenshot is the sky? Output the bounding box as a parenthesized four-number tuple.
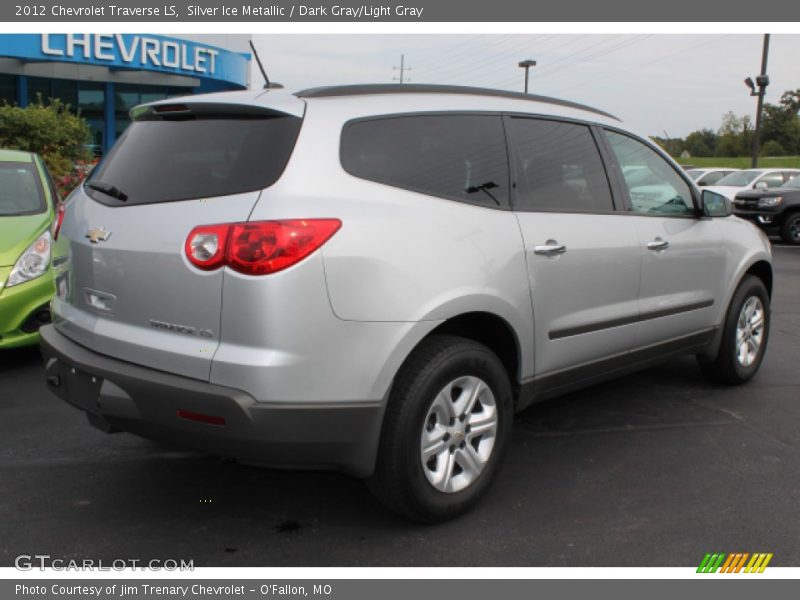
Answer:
(252, 34, 800, 138)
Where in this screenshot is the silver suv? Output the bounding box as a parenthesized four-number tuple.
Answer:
(41, 85, 772, 522)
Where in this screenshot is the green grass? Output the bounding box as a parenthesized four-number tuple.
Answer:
(675, 156, 800, 169)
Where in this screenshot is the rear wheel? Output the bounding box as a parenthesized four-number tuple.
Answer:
(697, 275, 770, 385)
(780, 212, 800, 245)
(368, 335, 513, 522)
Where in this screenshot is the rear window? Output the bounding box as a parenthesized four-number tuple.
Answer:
(86, 113, 302, 206)
(0, 162, 45, 216)
(341, 114, 510, 208)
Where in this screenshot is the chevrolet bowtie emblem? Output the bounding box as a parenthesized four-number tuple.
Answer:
(85, 227, 111, 244)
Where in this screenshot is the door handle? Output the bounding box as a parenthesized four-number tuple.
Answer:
(647, 238, 669, 251)
(533, 240, 567, 256)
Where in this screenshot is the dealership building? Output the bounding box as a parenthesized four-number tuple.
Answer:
(0, 34, 252, 155)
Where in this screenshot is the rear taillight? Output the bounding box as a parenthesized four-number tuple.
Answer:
(184, 219, 341, 275)
(53, 203, 65, 240)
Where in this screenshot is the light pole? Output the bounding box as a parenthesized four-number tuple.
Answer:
(745, 34, 770, 168)
(518, 59, 537, 94)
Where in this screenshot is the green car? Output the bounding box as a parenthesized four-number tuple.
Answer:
(0, 149, 65, 349)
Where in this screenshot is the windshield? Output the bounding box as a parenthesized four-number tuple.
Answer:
(0, 163, 45, 217)
(715, 170, 761, 186)
(685, 169, 703, 180)
(86, 113, 302, 206)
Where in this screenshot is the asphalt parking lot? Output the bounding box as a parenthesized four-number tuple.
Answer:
(1, 245, 799, 568)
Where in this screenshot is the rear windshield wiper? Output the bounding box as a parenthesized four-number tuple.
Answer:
(86, 181, 128, 202)
(466, 181, 501, 205)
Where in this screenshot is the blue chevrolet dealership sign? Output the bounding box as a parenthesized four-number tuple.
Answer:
(0, 34, 249, 88)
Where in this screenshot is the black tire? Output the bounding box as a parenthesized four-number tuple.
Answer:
(697, 275, 770, 385)
(780, 212, 800, 245)
(367, 335, 514, 523)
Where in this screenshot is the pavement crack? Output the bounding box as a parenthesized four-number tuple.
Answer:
(514, 418, 739, 439)
(689, 398, 799, 454)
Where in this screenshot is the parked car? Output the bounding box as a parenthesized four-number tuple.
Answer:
(40, 85, 773, 521)
(705, 168, 800, 200)
(734, 174, 800, 244)
(685, 168, 740, 187)
(0, 149, 65, 350)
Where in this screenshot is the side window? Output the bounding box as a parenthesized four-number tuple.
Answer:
(699, 171, 724, 186)
(604, 130, 695, 216)
(757, 173, 784, 189)
(509, 118, 613, 212)
(783, 171, 799, 184)
(341, 114, 509, 208)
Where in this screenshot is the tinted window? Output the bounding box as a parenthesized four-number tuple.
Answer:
(341, 115, 509, 207)
(509, 118, 613, 212)
(605, 130, 694, 216)
(87, 115, 302, 206)
(0, 163, 45, 216)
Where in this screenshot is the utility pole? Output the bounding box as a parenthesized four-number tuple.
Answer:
(746, 34, 771, 168)
(518, 59, 537, 94)
(393, 54, 411, 84)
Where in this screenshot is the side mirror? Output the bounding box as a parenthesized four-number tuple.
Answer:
(701, 189, 733, 217)
(754, 181, 768, 189)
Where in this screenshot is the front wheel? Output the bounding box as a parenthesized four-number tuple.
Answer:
(697, 275, 770, 385)
(780, 212, 800, 245)
(368, 335, 513, 522)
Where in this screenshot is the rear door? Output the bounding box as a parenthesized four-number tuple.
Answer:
(508, 116, 642, 377)
(601, 129, 725, 347)
(54, 100, 303, 380)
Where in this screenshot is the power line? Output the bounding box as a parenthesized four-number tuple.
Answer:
(476, 35, 628, 88)
(482, 35, 650, 90)
(411, 35, 493, 69)
(417, 35, 544, 82)
(549, 35, 730, 95)
(422, 35, 562, 85)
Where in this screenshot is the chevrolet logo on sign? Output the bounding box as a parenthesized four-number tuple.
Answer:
(85, 227, 111, 244)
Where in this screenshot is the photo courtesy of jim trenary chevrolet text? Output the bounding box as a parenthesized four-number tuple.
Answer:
(0, 0, 799, 597)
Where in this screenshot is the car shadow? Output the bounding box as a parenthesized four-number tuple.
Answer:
(2, 345, 794, 566)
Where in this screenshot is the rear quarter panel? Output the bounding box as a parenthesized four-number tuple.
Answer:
(246, 99, 535, 382)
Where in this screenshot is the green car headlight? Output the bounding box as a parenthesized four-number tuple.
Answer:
(7, 230, 51, 288)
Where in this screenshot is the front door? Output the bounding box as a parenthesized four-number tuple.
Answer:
(602, 129, 726, 348)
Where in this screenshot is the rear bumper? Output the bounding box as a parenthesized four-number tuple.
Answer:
(40, 325, 384, 477)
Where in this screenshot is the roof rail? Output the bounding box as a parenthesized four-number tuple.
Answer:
(295, 84, 619, 121)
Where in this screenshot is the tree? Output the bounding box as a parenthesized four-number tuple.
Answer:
(651, 136, 684, 157)
(716, 112, 752, 157)
(760, 140, 787, 156)
(684, 129, 718, 157)
(0, 96, 92, 194)
(760, 88, 800, 155)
